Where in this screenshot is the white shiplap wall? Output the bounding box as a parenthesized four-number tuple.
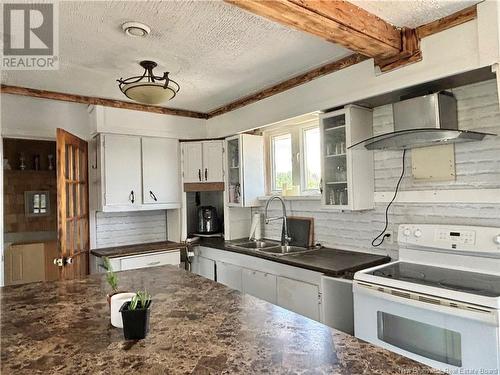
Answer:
(95, 211, 167, 248)
(256, 79, 500, 260)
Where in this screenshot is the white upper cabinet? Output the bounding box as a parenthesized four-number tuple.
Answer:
(181, 141, 224, 183)
(95, 133, 181, 212)
(182, 142, 203, 183)
(103, 134, 142, 209)
(202, 141, 224, 182)
(226, 134, 264, 207)
(320, 105, 374, 211)
(142, 137, 180, 205)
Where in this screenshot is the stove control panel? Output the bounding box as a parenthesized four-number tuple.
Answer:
(398, 224, 500, 253)
(435, 228, 475, 245)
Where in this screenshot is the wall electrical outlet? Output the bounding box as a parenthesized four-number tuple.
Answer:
(384, 229, 394, 244)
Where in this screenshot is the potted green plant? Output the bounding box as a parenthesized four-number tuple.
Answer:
(102, 257, 135, 328)
(120, 290, 152, 340)
(102, 257, 120, 305)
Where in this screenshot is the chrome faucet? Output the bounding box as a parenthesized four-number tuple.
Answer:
(264, 195, 291, 246)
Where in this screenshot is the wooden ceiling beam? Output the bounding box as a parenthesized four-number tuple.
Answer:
(225, 0, 404, 61)
(0, 85, 209, 119)
(416, 5, 477, 39)
(207, 53, 368, 118)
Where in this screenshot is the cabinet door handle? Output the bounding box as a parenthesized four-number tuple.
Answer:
(204, 168, 208, 181)
(319, 178, 323, 194)
(198, 169, 202, 181)
(149, 190, 158, 201)
(130, 190, 135, 204)
(147, 261, 161, 266)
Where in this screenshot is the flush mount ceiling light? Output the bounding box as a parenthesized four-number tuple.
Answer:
(117, 60, 180, 105)
(122, 21, 150, 37)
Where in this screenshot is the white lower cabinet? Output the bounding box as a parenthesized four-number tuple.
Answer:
(91, 250, 180, 273)
(216, 261, 242, 291)
(321, 276, 354, 335)
(120, 251, 180, 271)
(242, 268, 277, 304)
(277, 276, 320, 321)
(193, 247, 326, 323)
(192, 256, 216, 281)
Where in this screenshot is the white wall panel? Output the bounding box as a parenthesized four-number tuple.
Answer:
(95, 210, 167, 248)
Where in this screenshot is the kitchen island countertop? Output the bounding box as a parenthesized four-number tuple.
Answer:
(0, 265, 441, 374)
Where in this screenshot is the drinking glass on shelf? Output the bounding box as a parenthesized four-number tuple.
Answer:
(328, 190, 335, 205)
(335, 142, 342, 155)
(339, 189, 348, 205)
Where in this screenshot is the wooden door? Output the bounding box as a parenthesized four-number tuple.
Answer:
(56, 129, 89, 279)
(202, 141, 224, 182)
(103, 134, 141, 208)
(181, 142, 203, 183)
(142, 137, 180, 205)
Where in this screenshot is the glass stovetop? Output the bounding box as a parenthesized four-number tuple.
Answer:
(369, 262, 500, 298)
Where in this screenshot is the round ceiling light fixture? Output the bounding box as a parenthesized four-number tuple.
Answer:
(117, 60, 180, 105)
(122, 21, 151, 37)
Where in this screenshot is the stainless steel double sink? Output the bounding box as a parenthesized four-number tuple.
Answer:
(228, 240, 317, 256)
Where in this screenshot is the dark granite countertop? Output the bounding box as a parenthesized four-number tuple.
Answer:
(196, 238, 391, 278)
(0, 266, 440, 374)
(91, 240, 186, 258)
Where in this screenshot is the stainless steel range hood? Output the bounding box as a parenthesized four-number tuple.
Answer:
(350, 92, 495, 150)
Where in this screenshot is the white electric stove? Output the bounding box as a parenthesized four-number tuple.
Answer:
(353, 224, 500, 372)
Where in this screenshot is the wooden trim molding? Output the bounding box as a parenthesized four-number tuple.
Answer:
(416, 5, 477, 39)
(0, 85, 208, 119)
(184, 182, 225, 192)
(208, 53, 368, 117)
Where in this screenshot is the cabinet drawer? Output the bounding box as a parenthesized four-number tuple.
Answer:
(120, 251, 180, 271)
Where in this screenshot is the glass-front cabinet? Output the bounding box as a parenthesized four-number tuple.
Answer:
(320, 105, 374, 211)
(225, 134, 264, 207)
(227, 137, 242, 205)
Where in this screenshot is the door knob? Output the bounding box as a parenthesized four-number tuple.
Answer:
(53, 258, 64, 267)
(53, 257, 73, 267)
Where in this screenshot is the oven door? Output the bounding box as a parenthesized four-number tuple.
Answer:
(353, 282, 500, 372)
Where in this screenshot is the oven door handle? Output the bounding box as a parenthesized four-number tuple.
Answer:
(353, 281, 497, 325)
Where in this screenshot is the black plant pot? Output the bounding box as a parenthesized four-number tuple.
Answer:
(119, 301, 151, 340)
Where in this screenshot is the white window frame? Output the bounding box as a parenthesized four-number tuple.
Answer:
(300, 125, 321, 194)
(270, 133, 293, 192)
(264, 118, 320, 196)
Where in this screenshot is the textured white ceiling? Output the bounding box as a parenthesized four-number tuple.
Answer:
(1, 0, 351, 112)
(351, 0, 481, 28)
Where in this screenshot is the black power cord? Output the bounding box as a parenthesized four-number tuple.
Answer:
(372, 149, 407, 247)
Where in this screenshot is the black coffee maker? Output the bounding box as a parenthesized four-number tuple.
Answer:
(197, 206, 219, 234)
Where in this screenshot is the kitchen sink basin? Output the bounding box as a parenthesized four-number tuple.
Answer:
(230, 240, 280, 249)
(257, 245, 316, 256)
(228, 241, 317, 256)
